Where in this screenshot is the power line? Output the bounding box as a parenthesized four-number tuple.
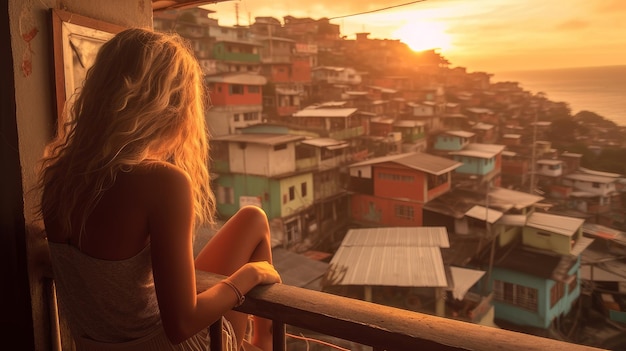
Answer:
(328, 0, 428, 20)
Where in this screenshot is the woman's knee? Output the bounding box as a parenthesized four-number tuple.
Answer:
(235, 206, 270, 236)
(236, 205, 268, 222)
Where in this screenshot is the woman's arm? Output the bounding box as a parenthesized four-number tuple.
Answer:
(147, 164, 279, 344)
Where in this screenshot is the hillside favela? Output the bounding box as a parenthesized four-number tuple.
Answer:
(149, 6, 626, 350)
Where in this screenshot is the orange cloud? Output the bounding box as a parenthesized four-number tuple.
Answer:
(555, 19, 590, 31)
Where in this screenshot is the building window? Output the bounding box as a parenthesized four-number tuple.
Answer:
(288, 186, 295, 201)
(243, 112, 258, 121)
(248, 85, 260, 93)
(378, 172, 414, 182)
(568, 275, 577, 294)
(394, 204, 414, 220)
(229, 84, 244, 95)
(233, 114, 240, 122)
(301, 182, 307, 197)
(428, 173, 449, 190)
(285, 219, 301, 244)
(216, 186, 234, 205)
(550, 281, 565, 307)
(493, 280, 538, 312)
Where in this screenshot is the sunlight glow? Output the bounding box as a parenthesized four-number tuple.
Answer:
(392, 21, 452, 52)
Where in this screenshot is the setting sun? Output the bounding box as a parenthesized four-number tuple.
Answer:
(392, 21, 451, 52)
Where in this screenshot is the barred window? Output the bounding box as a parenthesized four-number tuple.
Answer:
(550, 282, 565, 307)
(378, 172, 414, 182)
(394, 204, 414, 220)
(493, 280, 538, 311)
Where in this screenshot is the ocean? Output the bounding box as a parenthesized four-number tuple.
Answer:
(492, 65, 626, 127)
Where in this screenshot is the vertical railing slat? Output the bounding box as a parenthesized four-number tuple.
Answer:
(209, 319, 222, 351)
(272, 321, 286, 351)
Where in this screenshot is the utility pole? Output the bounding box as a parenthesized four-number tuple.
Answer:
(529, 110, 538, 194)
(234, 3, 239, 26)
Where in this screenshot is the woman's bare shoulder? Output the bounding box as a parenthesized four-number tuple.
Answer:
(118, 162, 192, 198)
(128, 161, 190, 183)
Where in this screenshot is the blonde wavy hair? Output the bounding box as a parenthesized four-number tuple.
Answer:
(37, 28, 215, 236)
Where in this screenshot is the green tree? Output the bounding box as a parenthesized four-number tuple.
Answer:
(547, 117, 581, 143)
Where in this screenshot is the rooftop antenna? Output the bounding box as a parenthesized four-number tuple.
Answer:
(234, 3, 240, 26)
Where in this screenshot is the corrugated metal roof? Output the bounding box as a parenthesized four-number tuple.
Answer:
(345, 91, 368, 96)
(342, 227, 449, 248)
(497, 214, 528, 226)
(205, 73, 267, 85)
(312, 66, 345, 72)
(579, 167, 622, 178)
(565, 173, 617, 184)
(327, 227, 450, 287)
(214, 38, 263, 46)
(471, 122, 494, 130)
(349, 152, 462, 176)
(212, 133, 305, 145)
(445, 130, 475, 138)
(301, 137, 348, 148)
(293, 108, 358, 118)
(370, 117, 394, 124)
(526, 212, 584, 237)
(449, 149, 494, 159)
(466, 107, 493, 114)
(502, 134, 521, 139)
(571, 237, 594, 257)
(329, 246, 447, 287)
(562, 151, 583, 158)
(450, 266, 485, 300)
(316, 101, 349, 108)
(537, 159, 563, 165)
(583, 223, 625, 239)
(464, 143, 505, 154)
(393, 120, 424, 127)
(465, 205, 503, 224)
(489, 187, 544, 210)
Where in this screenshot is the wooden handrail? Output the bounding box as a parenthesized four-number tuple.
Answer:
(196, 270, 604, 351)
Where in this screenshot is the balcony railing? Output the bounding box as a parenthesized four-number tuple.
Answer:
(196, 270, 604, 351)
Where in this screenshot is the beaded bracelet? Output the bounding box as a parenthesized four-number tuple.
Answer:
(221, 280, 245, 307)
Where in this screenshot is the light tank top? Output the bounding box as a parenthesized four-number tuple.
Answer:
(48, 242, 227, 350)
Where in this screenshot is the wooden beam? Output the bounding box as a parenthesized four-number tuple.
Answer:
(196, 270, 603, 351)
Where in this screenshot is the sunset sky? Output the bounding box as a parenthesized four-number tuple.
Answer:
(203, 0, 626, 73)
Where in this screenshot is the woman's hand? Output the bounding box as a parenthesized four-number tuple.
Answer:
(227, 261, 281, 297)
(247, 261, 282, 285)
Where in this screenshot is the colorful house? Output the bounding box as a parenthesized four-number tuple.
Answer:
(212, 132, 353, 250)
(348, 152, 461, 227)
(205, 73, 266, 136)
(490, 212, 593, 329)
(324, 227, 493, 325)
(432, 130, 475, 152)
(449, 143, 504, 187)
(291, 107, 364, 140)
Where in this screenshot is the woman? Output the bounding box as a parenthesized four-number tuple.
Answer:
(37, 28, 281, 350)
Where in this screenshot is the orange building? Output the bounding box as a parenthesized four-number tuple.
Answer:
(348, 152, 461, 227)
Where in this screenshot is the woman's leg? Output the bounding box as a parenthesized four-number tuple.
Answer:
(195, 206, 274, 351)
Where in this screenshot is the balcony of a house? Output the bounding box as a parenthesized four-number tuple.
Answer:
(328, 126, 364, 140)
(196, 270, 603, 351)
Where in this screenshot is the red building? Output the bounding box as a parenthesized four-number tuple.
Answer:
(348, 152, 461, 227)
(205, 73, 266, 136)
